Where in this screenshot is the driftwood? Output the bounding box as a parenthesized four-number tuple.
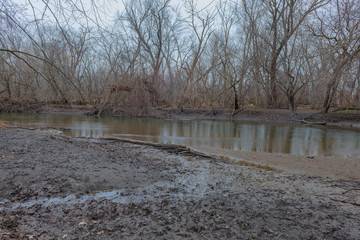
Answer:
(329, 197, 360, 207)
(100, 136, 213, 159)
(294, 119, 327, 125)
(99, 136, 281, 172)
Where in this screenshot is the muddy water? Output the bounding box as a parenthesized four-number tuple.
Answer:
(1, 113, 360, 158)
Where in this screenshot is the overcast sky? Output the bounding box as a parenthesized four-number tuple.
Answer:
(10, 0, 217, 29)
(14, 0, 216, 17)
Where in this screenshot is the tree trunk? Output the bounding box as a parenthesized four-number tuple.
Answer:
(286, 85, 296, 113)
(268, 25, 278, 109)
(321, 54, 352, 113)
(233, 85, 239, 110)
(287, 94, 296, 113)
(322, 78, 339, 113)
(352, 63, 360, 106)
(353, 88, 360, 106)
(322, 83, 333, 113)
(268, 60, 278, 108)
(5, 79, 12, 100)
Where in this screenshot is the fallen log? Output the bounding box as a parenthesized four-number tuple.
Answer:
(99, 136, 280, 172)
(294, 119, 327, 125)
(100, 136, 213, 159)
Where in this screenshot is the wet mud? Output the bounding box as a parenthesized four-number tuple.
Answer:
(0, 128, 359, 239)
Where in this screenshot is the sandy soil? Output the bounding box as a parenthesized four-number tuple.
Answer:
(192, 147, 360, 180)
(0, 128, 359, 239)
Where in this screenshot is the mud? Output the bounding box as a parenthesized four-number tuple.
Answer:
(0, 128, 359, 239)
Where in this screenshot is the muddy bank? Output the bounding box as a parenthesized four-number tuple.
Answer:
(2, 102, 360, 128)
(166, 108, 360, 129)
(0, 128, 359, 239)
(192, 147, 360, 181)
(0, 120, 9, 129)
(0, 101, 44, 114)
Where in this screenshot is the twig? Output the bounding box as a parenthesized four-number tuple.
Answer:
(329, 197, 360, 207)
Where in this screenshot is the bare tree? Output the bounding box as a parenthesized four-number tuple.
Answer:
(2, 0, 359, 113)
(123, 0, 177, 106)
(175, 0, 215, 111)
(276, 21, 320, 113)
(255, 0, 329, 108)
(213, 0, 253, 111)
(312, 0, 360, 112)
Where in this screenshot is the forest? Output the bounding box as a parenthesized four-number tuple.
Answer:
(1, 0, 359, 114)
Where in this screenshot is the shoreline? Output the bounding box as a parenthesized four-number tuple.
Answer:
(191, 147, 360, 181)
(0, 128, 359, 239)
(1, 102, 360, 129)
(100, 136, 360, 181)
(1, 109, 360, 181)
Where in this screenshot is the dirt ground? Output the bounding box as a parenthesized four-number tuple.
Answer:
(0, 127, 359, 239)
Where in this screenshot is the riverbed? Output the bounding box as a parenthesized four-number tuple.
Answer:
(0, 127, 359, 239)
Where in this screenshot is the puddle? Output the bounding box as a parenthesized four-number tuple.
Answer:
(0, 182, 200, 211)
(0, 160, 245, 211)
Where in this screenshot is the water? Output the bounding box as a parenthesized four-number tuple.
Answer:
(1, 113, 360, 158)
(0, 181, 199, 211)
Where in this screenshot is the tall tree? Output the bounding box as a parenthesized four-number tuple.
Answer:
(257, 0, 329, 108)
(176, 0, 215, 111)
(123, 0, 177, 106)
(312, 0, 360, 112)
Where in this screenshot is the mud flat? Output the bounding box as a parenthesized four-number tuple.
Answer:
(0, 128, 359, 239)
(191, 147, 360, 181)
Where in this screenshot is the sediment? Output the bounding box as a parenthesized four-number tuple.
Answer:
(0, 128, 359, 239)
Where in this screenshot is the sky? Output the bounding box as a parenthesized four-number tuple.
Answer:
(10, 0, 217, 30)
(14, 0, 217, 18)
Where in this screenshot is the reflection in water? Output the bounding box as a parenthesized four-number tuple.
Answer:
(1, 113, 360, 158)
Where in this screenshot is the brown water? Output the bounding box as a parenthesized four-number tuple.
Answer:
(1, 113, 360, 158)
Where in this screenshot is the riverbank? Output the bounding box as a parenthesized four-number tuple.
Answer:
(0, 127, 359, 239)
(1, 102, 360, 129)
(192, 147, 360, 180)
(45, 105, 360, 129)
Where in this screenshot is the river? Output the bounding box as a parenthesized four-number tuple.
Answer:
(1, 112, 360, 158)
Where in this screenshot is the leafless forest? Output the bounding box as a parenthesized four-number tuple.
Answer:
(1, 0, 359, 114)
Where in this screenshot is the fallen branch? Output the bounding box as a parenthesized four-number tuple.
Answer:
(329, 197, 360, 207)
(100, 136, 213, 159)
(100, 136, 282, 172)
(294, 119, 327, 125)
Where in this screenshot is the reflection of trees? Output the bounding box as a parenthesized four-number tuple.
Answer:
(264, 125, 276, 153)
(320, 129, 333, 155)
(251, 125, 260, 152)
(5, 112, 360, 157)
(283, 126, 294, 154)
(303, 128, 314, 156)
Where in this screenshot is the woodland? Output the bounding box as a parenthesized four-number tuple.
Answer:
(1, 0, 359, 114)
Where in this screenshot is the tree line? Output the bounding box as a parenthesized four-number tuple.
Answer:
(0, 0, 359, 114)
